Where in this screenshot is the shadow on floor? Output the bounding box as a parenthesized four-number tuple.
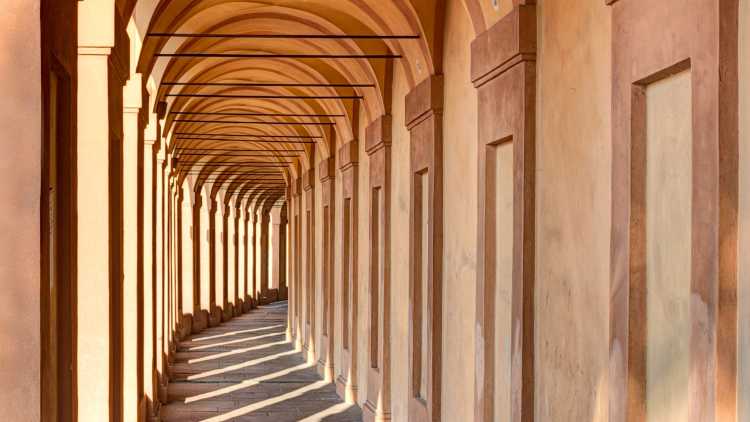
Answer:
(162, 301, 362, 422)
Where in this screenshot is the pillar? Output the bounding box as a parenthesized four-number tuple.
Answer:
(471, 7, 536, 422)
(319, 156, 336, 382)
(154, 149, 167, 405)
(271, 207, 282, 292)
(221, 203, 231, 320)
(122, 65, 142, 422)
(191, 192, 207, 332)
(302, 168, 316, 361)
(279, 206, 288, 301)
(231, 203, 241, 316)
(363, 116, 392, 422)
(76, 1, 128, 419)
(142, 137, 156, 418)
(336, 140, 360, 403)
(208, 198, 221, 326)
(260, 209, 271, 304)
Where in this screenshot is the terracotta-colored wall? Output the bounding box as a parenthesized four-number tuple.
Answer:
(440, 0, 478, 420)
(0, 0, 42, 420)
(356, 104, 371, 405)
(534, 1, 612, 420)
(739, 0, 749, 420)
(389, 59, 412, 422)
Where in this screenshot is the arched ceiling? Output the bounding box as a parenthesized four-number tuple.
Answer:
(124, 0, 513, 206)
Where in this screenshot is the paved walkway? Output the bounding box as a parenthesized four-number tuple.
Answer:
(162, 301, 362, 422)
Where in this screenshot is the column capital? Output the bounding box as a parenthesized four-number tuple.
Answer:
(123, 73, 143, 112)
(365, 115, 392, 155)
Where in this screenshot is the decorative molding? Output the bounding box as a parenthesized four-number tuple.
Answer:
(608, 1, 739, 421)
(338, 140, 359, 170)
(470, 5, 536, 88)
(472, 5, 536, 422)
(405, 74, 444, 422)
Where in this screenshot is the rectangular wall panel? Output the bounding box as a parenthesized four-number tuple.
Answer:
(491, 141, 514, 422)
(645, 69, 692, 422)
(370, 187, 381, 370)
(343, 199, 351, 350)
(323, 205, 330, 335)
(416, 170, 430, 402)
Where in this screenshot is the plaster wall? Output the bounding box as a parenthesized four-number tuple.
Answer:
(356, 104, 371, 406)
(739, 0, 750, 419)
(214, 204, 224, 308)
(534, 1, 612, 420)
(389, 57, 411, 422)
(440, 1, 478, 420)
(0, 0, 42, 419)
(181, 186, 194, 313)
(200, 192, 211, 310)
(315, 146, 324, 358)
(644, 70, 692, 422)
(334, 150, 345, 379)
(227, 206, 236, 305)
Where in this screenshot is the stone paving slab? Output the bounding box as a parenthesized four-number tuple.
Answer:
(162, 302, 362, 422)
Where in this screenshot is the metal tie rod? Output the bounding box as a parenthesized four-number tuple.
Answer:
(175, 132, 320, 138)
(166, 93, 361, 99)
(156, 52, 400, 59)
(173, 119, 333, 126)
(147, 32, 419, 40)
(170, 111, 344, 118)
(162, 81, 374, 88)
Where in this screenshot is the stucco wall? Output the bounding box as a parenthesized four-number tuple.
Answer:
(440, 0, 479, 420)
(0, 0, 42, 420)
(739, 0, 749, 420)
(534, 1, 612, 420)
(357, 103, 371, 406)
(644, 70, 692, 422)
(389, 59, 411, 422)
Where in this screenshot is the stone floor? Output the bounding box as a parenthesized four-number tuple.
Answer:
(162, 301, 362, 422)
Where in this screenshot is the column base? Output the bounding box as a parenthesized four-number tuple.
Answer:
(317, 358, 334, 382)
(222, 303, 234, 321)
(208, 306, 222, 327)
(234, 299, 244, 316)
(192, 309, 208, 333)
(178, 314, 193, 339)
(363, 400, 391, 422)
(243, 296, 254, 312)
(335, 375, 358, 404)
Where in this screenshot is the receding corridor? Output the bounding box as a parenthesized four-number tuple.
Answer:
(163, 302, 362, 422)
(1, 1, 750, 422)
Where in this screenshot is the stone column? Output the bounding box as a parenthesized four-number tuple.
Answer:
(208, 199, 221, 326)
(271, 207, 282, 292)
(260, 210, 271, 303)
(142, 137, 156, 417)
(279, 207, 288, 300)
(122, 69, 142, 422)
(221, 204, 231, 320)
(76, 1, 128, 419)
(155, 151, 166, 405)
(231, 204, 241, 316)
(191, 194, 207, 332)
(252, 211, 260, 303)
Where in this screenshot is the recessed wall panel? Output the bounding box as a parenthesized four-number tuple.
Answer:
(645, 69, 692, 422)
(492, 141, 513, 422)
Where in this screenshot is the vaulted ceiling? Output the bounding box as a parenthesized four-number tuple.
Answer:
(125, 0, 511, 208)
